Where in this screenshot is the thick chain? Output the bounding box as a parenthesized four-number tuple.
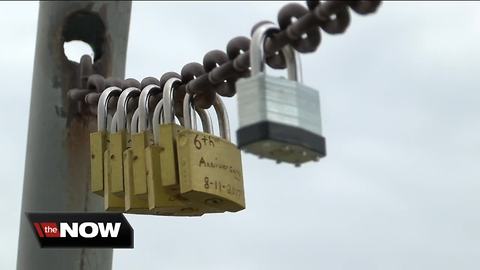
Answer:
(68, 0, 381, 115)
(183, 1, 381, 108)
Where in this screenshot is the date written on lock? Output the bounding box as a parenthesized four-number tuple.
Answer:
(177, 130, 245, 212)
(203, 176, 243, 197)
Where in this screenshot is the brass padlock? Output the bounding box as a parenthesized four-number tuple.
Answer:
(146, 79, 222, 216)
(124, 108, 151, 214)
(90, 86, 122, 196)
(132, 84, 161, 197)
(105, 87, 140, 211)
(124, 84, 162, 214)
(154, 78, 217, 195)
(108, 87, 141, 195)
(157, 77, 184, 194)
(177, 93, 246, 212)
(146, 97, 205, 216)
(104, 107, 124, 211)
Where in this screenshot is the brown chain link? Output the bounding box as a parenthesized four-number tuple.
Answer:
(186, 1, 381, 108)
(68, 0, 381, 115)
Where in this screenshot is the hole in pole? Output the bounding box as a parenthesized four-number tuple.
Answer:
(63, 40, 95, 63)
(62, 10, 105, 62)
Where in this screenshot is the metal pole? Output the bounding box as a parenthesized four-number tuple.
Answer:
(17, 2, 131, 270)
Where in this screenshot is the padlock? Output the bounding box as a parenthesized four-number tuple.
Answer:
(145, 97, 203, 216)
(124, 83, 173, 214)
(131, 84, 162, 197)
(104, 87, 140, 211)
(176, 93, 246, 212)
(235, 22, 327, 166)
(157, 77, 185, 194)
(154, 77, 215, 195)
(104, 112, 124, 211)
(138, 82, 197, 215)
(124, 107, 154, 214)
(125, 84, 162, 204)
(108, 87, 141, 195)
(146, 79, 223, 216)
(90, 86, 122, 196)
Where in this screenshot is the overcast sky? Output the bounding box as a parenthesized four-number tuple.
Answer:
(2, 1, 480, 270)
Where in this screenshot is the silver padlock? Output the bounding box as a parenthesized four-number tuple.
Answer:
(235, 22, 326, 166)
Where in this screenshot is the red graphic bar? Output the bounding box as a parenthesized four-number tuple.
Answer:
(33, 223, 44, 238)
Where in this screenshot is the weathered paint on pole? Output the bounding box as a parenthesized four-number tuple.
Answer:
(17, 2, 131, 270)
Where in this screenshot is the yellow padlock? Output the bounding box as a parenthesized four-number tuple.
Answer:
(177, 93, 246, 212)
(131, 84, 161, 197)
(124, 84, 162, 214)
(151, 81, 226, 215)
(145, 94, 204, 216)
(157, 78, 184, 194)
(156, 78, 213, 195)
(108, 87, 140, 195)
(90, 86, 121, 196)
(104, 110, 125, 211)
(124, 108, 150, 214)
(146, 79, 223, 216)
(105, 87, 140, 211)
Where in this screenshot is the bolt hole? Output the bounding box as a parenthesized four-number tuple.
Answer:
(63, 40, 95, 63)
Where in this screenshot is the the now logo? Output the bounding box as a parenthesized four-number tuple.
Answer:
(60, 222, 121, 238)
(33, 222, 121, 238)
(27, 213, 133, 248)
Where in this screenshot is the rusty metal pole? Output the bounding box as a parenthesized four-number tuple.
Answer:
(17, 2, 131, 270)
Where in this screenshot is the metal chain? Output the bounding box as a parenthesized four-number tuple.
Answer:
(68, 0, 382, 115)
(183, 0, 381, 108)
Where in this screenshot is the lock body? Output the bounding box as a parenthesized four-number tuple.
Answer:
(145, 144, 204, 216)
(131, 132, 150, 196)
(90, 131, 106, 195)
(158, 123, 183, 194)
(147, 124, 224, 215)
(124, 132, 150, 214)
(124, 148, 150, 214)
(104, 149, 125, 211)
(109, 132, 127, 194)
(236, 73, 326, 164)
(176, 129, 245, 212)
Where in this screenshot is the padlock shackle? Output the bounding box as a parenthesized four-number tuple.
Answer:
(162, 77, 182, 124)
(213, 94, 231, 142)
(138, 84, 162, 132)
(152, 95, 192, 144)
(152, 99, 164, 144)
(115, 87, 141, 132)
(250, 22, 302, 82)
(131, 108, 140, 134)
(97, 86, 122, 132)
(183, 93, 213, 134)
(197, 108, 213, 134)
(281, 45, 303, 83)
(110, 111, 119, 133)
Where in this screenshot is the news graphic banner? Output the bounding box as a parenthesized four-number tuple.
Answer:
(26, 213, 134, 248)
